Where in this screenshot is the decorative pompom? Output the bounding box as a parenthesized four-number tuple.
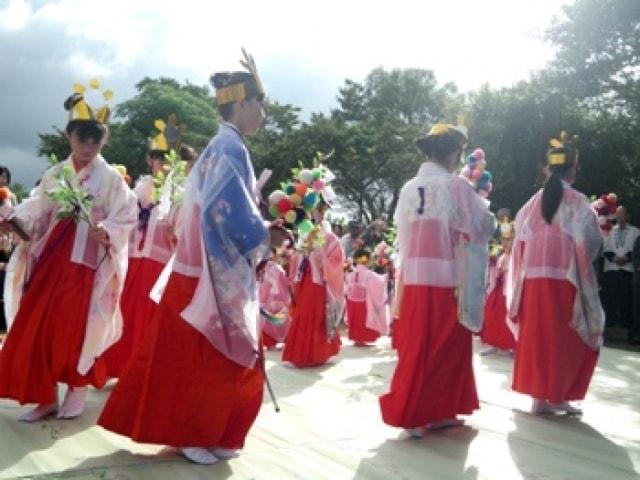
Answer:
(295, 208, 306, 223)
(299, 169, 313, 185)
(298, 219, 314, 234)
(268, 205, 279, 218)
(294, 182, 308, 196)
(303, 192, 318, 208)
(311, 168, 322, 180)
(471, 169, 482, 180)
(312, 179, 325, 191)
(268, 189, 286, 205)
(284, 184, 296, 195)
(284, 209, 297, 224)
(276, 198, 292, 214)
(471, 148, 485, 162)
(289, 193, 302, 206)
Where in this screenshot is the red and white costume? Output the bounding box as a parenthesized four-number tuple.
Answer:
(259, 259, 291, 348)
(281, 227, 344, 367)
(345, 264, 389, 344)
(480, 251, 516, 350)
(0, 155, 136, 404)
(379, 162, 494, 428)
(102, 175, 175, 377)
(507, 183, 604, 403)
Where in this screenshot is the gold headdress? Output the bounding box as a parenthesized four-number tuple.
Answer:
(149, 114, 187, 152)
(66, 78, 114, 124)
(215, 48, 265, 105)
(548, 131, 578, 166)
(426, 116, 468, 146)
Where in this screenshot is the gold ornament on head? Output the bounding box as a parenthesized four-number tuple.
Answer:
(149, 114, 187, 152)
(215, 48, 265, 105)
(548, 131, 578, 166)
(67, 78, 114, 124)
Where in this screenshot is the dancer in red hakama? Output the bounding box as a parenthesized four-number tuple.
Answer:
(379, 123, 495, 437)
(98, 51, 272, 465)
(507, 132, 604, 415)
(345, 247, 389, 346)
(0, 81, 136, 421)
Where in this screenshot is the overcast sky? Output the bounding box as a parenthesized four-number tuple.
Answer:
(0, 0, 569, 187)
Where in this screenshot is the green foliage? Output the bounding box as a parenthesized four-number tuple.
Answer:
(45, 165, 94, 225)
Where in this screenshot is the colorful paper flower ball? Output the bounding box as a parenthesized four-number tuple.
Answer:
(284, 184, 296, 195)
(298, 219, 314, 234)
(268, 205, 279, 218)
(295, 208, 306, 223)
(311, 168, 323, 180)
(276, 198, 292, 214)
(303, 192, 318, 208)
(471, 148, 485, 162)
(298, 169, 313, 185)
(312, 179, 325, 192)
(294, 182, 308, 196)
(284, 209, 297, 224)
(289, 193, 302, 206)
(268, 189, 286, 205)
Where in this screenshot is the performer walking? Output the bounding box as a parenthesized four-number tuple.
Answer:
(0, 80, 136, 421)
(507, 132, 604, 415)
(98, 50, 271, 465)
(379, 123, 494, 436)
(102, 117, 186, 377)
(345, 247, 389, 346)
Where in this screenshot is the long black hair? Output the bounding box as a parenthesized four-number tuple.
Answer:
(541, 142, 578, 224)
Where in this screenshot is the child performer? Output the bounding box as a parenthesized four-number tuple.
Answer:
(102, 117, 185, 377)
(480, 217, 517, 355)
(259, 246, 292, 350)
(98, 50, 271, 465)
(379, 123, 495, 436)
(0, 80, 137, 421)
(282, 196, 345, 367)
(507, 132, 604, 415)
(345, 247, 389, 346)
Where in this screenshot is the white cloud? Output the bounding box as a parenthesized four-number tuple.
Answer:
(0, 0, 571, 187)
(0, 0, 31, 31)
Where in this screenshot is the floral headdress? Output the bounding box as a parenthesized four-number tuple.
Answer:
(460, 148, 492, 198)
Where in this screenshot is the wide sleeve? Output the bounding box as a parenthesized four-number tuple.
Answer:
(572, 201, 605, 349)
(201, 149, 268, 265)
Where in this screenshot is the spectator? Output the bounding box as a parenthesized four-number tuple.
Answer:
(341, 220, 364, 260)
(602, 206, 639, 331)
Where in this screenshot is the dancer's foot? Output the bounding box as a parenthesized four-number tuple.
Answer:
(19, 402, 58, 422)
(405, 427, 424, 438)
(531, 398, 554, 415)
(57, 386, 87, 419)
(210, 447, 239, 459)
(180, 447, 219, 465)
(550, 401, 583, 415)
(426, 418, 464, 431)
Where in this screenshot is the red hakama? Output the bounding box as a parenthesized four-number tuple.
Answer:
(98, 272, 264, 449)
(0, 220, 106, 404)
(346, 299, 380, 343)
(281, 264, 341, 367)
(480, 277, 516, 350)
(379, 285, 479, 427)
(102, 257, 164, 377)
(512, 278, 598, 403)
